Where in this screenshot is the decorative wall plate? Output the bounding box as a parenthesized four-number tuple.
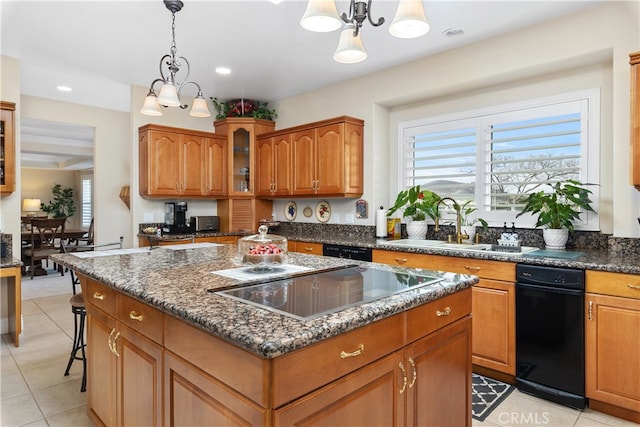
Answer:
(315, 201, 331, 223)
(303, 206, 313, 218)
(284, 201, 297, 221)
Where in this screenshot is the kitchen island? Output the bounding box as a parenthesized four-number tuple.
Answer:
(53, 243, 477, 427)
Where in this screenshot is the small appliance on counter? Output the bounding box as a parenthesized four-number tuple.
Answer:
(191, 216, 220, 232)
(163, 201, 195, 234)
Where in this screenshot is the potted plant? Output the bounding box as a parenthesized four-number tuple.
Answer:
(516, 179, 596, 249)
(458, 201, 488, 243)
(387, 185, 440, 239)
(41, 183, 76, 220)
(210, 98, 277, 121)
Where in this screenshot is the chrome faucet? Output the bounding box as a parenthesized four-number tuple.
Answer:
(434, 197, 469, 244)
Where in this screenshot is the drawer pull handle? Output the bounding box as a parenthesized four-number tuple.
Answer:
(464, 266, 480, 272)
(340, 343, 365, 359)
(628, 284, 640, 290)
(408, 357, 417, 388)
(129, 311, 144, 322)
(93, 292, 105, 300)
(304, 246, 315, 252)
(436, 307, 451, 317)
(398, 362, 408, 394)
(394, 258, 408, 264)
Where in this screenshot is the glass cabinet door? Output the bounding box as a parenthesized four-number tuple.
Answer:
(232, 128, 251, 194)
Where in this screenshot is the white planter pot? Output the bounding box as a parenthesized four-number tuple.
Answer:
(406, 221, 428, 240)
(461, 225, 476, 244)
(543, 228, 569, 250)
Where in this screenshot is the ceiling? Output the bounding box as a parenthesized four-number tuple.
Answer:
(1, 0, 602, 170)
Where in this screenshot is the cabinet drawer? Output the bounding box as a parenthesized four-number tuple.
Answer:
(196, 236, 238, 245)
(291, 241, 323, 255)
(406, 287, 472, 344)
(83, 277, 116, 314)
(373, 249, 515, 282)
(116, 293, 164, 345)
(586, 270, 640, 299)
(271, 311, 404, 408)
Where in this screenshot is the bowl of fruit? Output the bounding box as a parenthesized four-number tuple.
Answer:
(238, 225, 287, 271)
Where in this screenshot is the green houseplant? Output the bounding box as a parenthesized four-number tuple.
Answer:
(387, 185, 441, 239)
(41, 183, 76, 219)
(210, 98, 277, 121)
(516, 179, 596, 249)
(458, 200, 488, 243)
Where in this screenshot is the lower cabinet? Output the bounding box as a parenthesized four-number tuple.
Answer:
(274, 317, 472, 427)
(288, 240, 323, 255)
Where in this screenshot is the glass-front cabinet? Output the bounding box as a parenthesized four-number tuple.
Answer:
(232, 128, 251, 193)
(1, 101, 16, 195)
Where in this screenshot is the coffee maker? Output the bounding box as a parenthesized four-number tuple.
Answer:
(164, 201, 191, 233)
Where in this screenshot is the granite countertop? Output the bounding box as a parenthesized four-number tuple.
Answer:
(51, 244, 477, 358)
(288, 234, 640, 275)
(0, 257, 22, 269)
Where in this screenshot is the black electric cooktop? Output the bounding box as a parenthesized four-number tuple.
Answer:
(215, 265, 444, 320)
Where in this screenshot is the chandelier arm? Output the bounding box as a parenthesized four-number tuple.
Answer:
(175, 80, 203, 109)
(158, 54, 174, 82)
(366, 0, 385, 27)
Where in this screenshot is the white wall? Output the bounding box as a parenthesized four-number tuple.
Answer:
(273, 1, 640, 237)
(21, 168, 79, 228)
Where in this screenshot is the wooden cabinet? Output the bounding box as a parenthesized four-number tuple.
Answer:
(585, 271, 640, 423)
(373, 249, 516, 377)
(288, 240, 323, 255)
(139, 124, 226, 198)
(292, 117, 363, 197)
(1, 101, 16, 195)
(83, 277, 163, 427)
(255, 133, 292, 197)
(217, 197, 273, 233)
(631, 52, 640, 189)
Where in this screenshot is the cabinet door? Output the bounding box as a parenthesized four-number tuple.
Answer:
(586, 293, 640, 412)
(273, 133, 292, 196)
(115, 323, 163, 427)
(315, 123, 345, 195)
(292, 129, 316, 195)
(180, 134, 206, 196)
(205, 136, 227, 196)
(256, 136, 275, 196)
(0, 102, 15, 195)
(344, 121, 364, 196)
(631, 52, 640, 189)
(147, 130, 181, 196)
(86, 309, 118, 427)
(407, 316, 472, 427)
(273, 352, 405, 427)
(164, 352, 266, 426)
(471, 280, 515, 375)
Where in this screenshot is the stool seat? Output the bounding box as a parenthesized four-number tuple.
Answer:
(65, 292, 87, 392)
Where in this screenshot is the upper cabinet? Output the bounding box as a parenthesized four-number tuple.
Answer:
(256, 116, 364, 199)
(1, 101, 16, 196)
(213, 118, 276, 197)
(631, 52, 640, 189)
(139, 124, 226, 199)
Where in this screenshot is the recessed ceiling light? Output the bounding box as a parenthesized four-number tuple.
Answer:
(215, 67, 231, 75)
(443, 28, 464, 37)
(56, 85, 72, 92)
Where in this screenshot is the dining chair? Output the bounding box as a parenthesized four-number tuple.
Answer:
(70, 217, 94, 250)
(21, 217, 66, 279)
(61, 237, 124, 392)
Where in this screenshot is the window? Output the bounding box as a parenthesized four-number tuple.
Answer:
(398, 90, 599, 230)
(80, 174, 93, 228)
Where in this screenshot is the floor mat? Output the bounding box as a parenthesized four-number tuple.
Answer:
(472, 373, 515, 422)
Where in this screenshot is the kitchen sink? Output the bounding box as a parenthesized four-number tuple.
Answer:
(379, 239, 539, 256)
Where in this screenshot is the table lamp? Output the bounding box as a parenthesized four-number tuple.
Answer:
(23, 198, 41, 216)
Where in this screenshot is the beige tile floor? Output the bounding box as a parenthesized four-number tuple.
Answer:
(1, 267, 637, 427)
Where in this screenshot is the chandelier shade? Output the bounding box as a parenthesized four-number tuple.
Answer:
(301, 0, 430, 63)
(140, 0, 210, 117)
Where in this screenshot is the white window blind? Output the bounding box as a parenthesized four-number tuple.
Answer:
(398, 90, 599, 230)
(81, 175, 93, 228)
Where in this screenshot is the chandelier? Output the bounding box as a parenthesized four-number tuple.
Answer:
(301, 0, 430, 64)
(140, 0, 210, 117)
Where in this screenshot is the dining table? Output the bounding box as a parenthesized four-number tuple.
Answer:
(21, 228, 87, 276)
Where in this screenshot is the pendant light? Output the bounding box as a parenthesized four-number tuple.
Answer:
(140, 0, 210, 117)
(333, 24, 368, 64)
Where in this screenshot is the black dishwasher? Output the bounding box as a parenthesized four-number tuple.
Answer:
(323, 244, 372, 261)
(515, 264, 586, 409)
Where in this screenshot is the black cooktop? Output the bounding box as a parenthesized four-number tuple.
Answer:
(215, 265, 443, 320)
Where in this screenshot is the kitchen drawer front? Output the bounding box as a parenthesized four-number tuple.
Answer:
(290, 240, 323, 255)
(271, 311, 404, 408)
(83, 276, 116, 314)
(373, 250, 515, 282)
(196, 235, 238, 245)
(586, 270, 640, 299)
(116, 293, 164, 345)
(405, 288, 472, 344)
